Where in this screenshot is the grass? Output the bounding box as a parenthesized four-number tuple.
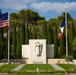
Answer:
(20, 64, 55, 71)
(10, 73, 67, 75)
(0, 64, 19, 71)
(58, 64, 76, 71)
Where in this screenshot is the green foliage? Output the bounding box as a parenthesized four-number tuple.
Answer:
(41, 23, 47, 39)
(12, 25, 16, 58)
(54, 23, 58, 58)
(25, 24, 29, 44)
(47, 23, 52, 44)
(16, 24, 21, 58)
(2, 59, 7, 62)
(65, 56, 73, 62)
(60, 38, 65, 58)
(69, 21, 75, 57)
(73, 37, 76, 58)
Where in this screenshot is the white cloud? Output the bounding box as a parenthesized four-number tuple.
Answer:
(1, 0, 76, 13)
(0, 0, 39, 10)
(30, 2, 76, 13)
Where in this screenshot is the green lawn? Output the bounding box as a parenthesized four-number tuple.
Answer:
(10, 73, 67, 75)
(20, 64, 55, 71)
(58, 64, 76, 71)
(0, 64, 19, 72)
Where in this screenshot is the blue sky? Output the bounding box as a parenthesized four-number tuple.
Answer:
(0, 0, 76, 21)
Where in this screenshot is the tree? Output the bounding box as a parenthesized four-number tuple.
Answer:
(0, 10, 4, 59)
(25, 24, 29, 44)
(10, 13, 19, 20)
(29, 26, 33, 39)
(60, 37, 65, 58)
(47, 23, 52, 44)
(25, 9, 39, 25)
(69, 21, 75, 58)
(54, 23, 58, 58)
(12, 24, 16, 58)
(73, 37, 76, 58)
(16, 23, 21, 58)
(41, 21, 47, 39)
(32, 25, 37, 39)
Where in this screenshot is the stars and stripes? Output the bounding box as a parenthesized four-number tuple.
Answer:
(0, 12, 8, 28)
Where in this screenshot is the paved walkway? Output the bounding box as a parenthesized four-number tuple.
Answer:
(0, 73, 9, 75)
(12, 64, 25, 71)
(50, 64, 65, 71)
(68, 73, 76, 75)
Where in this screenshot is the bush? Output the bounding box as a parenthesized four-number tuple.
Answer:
(2, 59, 7, 62)
(65, 56, 73, 62)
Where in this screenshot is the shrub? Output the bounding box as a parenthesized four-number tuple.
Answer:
(2, 59, 7, 62)
(65, 56, 73, 62)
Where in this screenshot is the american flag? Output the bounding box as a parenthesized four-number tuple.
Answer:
(0, 12, 8, 28)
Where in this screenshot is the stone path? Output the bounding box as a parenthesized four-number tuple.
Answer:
(68, 73, 76, 75)
(12, 64, 25, 71)
(50, 64, 65, 71)
(0, 73, 9, 75)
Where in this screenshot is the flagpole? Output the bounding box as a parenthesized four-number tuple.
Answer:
(8, 11, 10, 63)
(65, 10, 68, 57)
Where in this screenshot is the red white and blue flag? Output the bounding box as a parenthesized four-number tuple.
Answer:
(59, 16, 66, 40)
(0, 12, 8, 28)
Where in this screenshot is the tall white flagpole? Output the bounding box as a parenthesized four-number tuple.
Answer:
(8, 11, 10, 63)
(65, 10, 68, 57)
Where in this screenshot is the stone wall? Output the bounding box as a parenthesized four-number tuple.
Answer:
(9, 59, 26, 64)
(47, 59, 68, 64)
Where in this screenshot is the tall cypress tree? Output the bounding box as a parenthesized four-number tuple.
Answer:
(29, 27, 33, 39)
(47, 24, 52, 44)
(5, 33, 8, 59)
(12, 25, 16, 58)
(16, 24, 21, 58)
(60, 37, 65, 58)
(70, 21, 75, 58)
(0, 10, 4, 59)
(32, 25, 37, 39)
(54, 23, 58, 58)
(42, 24, 47, 39)
(25, 23, 29, 44)
(20, 24, 25, 58)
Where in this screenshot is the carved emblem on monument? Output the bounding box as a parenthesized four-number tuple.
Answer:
(35, 42, 43, 56)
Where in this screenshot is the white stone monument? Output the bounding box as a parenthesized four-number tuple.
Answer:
(29, 39, 46, 64)
(22, 39, 54, 64)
